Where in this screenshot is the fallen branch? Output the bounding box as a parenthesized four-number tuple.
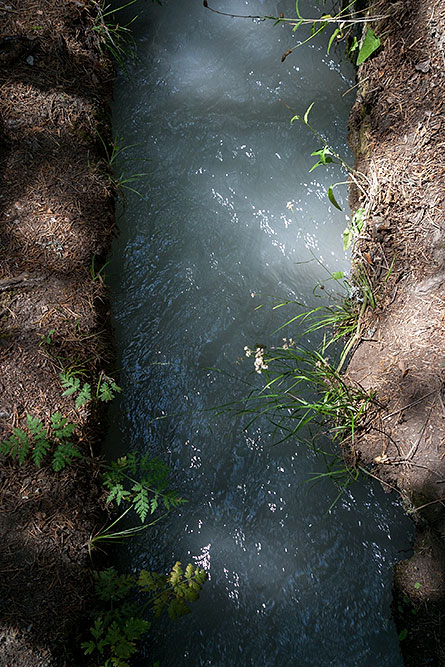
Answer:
(0, 273, 43, 292)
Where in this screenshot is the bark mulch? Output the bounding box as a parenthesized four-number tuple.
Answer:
(346, 0, 445, 663)
(0, 1, 117, 664)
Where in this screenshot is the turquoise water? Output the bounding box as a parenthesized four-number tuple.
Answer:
(108, 1, 413, 664)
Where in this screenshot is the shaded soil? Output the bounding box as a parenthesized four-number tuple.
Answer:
(346, 0, 445, 663)
(0, 0, 116, 664)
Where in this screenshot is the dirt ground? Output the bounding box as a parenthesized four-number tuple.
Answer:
(346, 0, 445, 663)
(0, 0, 116, 664)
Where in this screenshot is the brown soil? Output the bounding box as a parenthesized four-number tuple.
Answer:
(346, 0, 445, 664)
(0, 0, 116, 664)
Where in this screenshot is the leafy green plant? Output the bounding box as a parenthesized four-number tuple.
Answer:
(60, 370, 92, 408)
(97, 372, 122, 403)
(291, 101, 369, 207)
(96, 132, 148, 201)
(271, 259, 376, 369)
(90, 254, 110, 282)
(40, 328, 55, 345)
(92, 0, 138, 73)
(203, 0, 386, 66)
(343, 207, 366, 251)
(90, 453, 186, 548)
(242, 344, 373, 443)
(222, 261, 378, 508)
(356, 27, 381, 65)
(0, 413, 81, 471)
(82, 563, 207, 666)
(228, 340, 374, 507)
(60, 370, 121, 409)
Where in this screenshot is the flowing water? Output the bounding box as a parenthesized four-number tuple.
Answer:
(108, 1, 414, 664)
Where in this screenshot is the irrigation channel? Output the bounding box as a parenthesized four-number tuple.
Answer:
(107, 1, 414, 664)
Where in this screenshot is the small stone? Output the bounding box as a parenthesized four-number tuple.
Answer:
(374, 217, 391, 233)
(26, 55, 34, 65)
(415, 60, 430, 73)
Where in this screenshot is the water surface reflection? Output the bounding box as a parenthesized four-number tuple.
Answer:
(108, 0, 413, 664)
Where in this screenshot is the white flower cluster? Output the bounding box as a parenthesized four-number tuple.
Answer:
(244, 345, 268, 373)
(282, 337, 295, 350)
(254, 347, 268, 373)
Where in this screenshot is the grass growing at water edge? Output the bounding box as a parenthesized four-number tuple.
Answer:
(219, 263, 378, 507)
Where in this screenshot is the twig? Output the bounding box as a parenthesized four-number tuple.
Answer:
(342, 75, 371, 97)
(383, 459, 445, 482)
(382, 389, 439, 421)
(408, 497, 445, 514)
(367, 424, 403, 457)
(358, 465, 404, 496)
(0, 273, 43, 293)
(203, 2, 387, 24)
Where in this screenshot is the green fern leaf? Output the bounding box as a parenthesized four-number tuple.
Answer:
(26, 414, 44, 437)
(122, 616, 150, 640)
(99, 377, 121, 402)
(150, 496, 158, 514)
(2, 428, 29, 463)
(107, 483, 131, 506)
(131, 482, 149, 523)
(50, 413, 76, 440)
(52, 441, 81, 471)
(137, 570, 156, 592)
(152, 593, 169, 618)
(60, 372, 81, 396)
(111, 659, 130, 667)
(81, 640, 97, 655)
(111, 658, 131, 667)
(168, 597, 190, 621)
(169, 561, 183, 588)
(95, 568, 135, 602)
(32, 433, 50, 468)
(75, 383, 91, 408)
(126, 453, 138, 475)
(111, 658, 130, 667)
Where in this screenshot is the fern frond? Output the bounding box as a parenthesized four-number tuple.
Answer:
(98, 377, 121, 402)
(60, 372, 81, 396)
(32, 433, 50, 467)
(51, 413, 76, 440)
(25, 415, 50, 467)
(131, 482, 150, 523)
(106, 482, 131, 506)
(52, 441, 82, 471)
(75, 383, 92, 408)
(150, 496, 158, 514)
(1, 428, 30, 464)
(94, 568, 135, 601)
(26, 414, 44, 438)
(162, 490, 186, 511)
